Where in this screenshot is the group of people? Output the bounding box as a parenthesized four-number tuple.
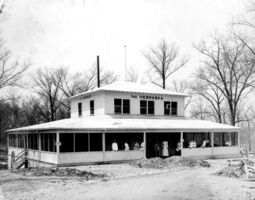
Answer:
(188, 138, 210, 148)
(111, 140, 144, 151)
(153, 141, 182, 157)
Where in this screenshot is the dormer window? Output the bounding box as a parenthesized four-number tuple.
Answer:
(140, 100, 154, 115)
(164, 101, 178, 116)
(114, 99, 130, 114)
(78, 102, 82, 117)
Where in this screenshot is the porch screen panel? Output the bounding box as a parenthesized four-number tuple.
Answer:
(49, 134, 56, 152)
(60, 133, 74, 152)
(9, 134, 16, 147)
(231, 132, 238, 146)
(90, 133, 102, 151)
(41, 133, 56, 152)
(75, 133, 88, 152)
(183, 132, 211, 148)
(214, 132, 236, 147)
(105, 132, 143, 151)
(18, 134, 25, 148)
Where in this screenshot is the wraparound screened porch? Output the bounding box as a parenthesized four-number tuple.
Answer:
(7, 130, 240, 167)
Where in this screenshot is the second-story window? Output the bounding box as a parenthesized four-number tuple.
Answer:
(78, 102, 82, 117)
(164, 102, 170, 115)
(171, 102, 177, 115)
(114, 99, 122, 114)
(123, 99, 130, 114)
(148, 101, 154, 115)
(140, 100, 147, 115)
(90, 100, 94, 115)
(140, 100, 154, 115)
(164, 101, 178, 116)
(114, 99, 130, 114)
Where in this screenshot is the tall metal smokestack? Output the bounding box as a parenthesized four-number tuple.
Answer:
(97, 55, 100, 88)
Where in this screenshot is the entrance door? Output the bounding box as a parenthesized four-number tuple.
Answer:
(146, 132, 180, 158)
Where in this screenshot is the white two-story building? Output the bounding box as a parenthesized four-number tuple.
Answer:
(7, 81, 240, 168)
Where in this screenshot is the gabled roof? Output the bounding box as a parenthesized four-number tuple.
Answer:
(68, 81, 187, 100)
(7, 115, 239, 133)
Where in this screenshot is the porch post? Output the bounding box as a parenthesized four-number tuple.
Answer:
(88, 133, 90, 151)
(143, 132, 146, 158)
(38, 133, 41, 151)
(238, 130, 240, 148)
(211, 132, 214, 158)
(16, 133, 18, 148)
(102, 131, 106, 162)
(38, 132, 41, 167)
(180, 132, 183, 149)
(56, 132, 60, 154)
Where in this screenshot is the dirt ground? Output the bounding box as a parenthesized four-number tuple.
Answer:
(1, 159, 255, 200)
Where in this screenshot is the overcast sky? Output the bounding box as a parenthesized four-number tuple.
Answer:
(1, 0, 246, 83)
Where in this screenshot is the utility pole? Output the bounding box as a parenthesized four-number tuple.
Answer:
(124, 45, 127, 81)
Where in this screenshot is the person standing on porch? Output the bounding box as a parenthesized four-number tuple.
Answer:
(124, 142, 130, 151)
(112, 140, 118, 152)
(162, 141, 169, 157)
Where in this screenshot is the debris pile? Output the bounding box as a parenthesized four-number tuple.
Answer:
(16, 167, 105, 179)
(216, 161, 246, 178)
(131, 156, 210, 169)
(0, 153, 7, 170)
(0, 162, 7, 170)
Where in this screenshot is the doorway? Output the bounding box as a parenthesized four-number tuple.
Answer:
(146, 132, 180, 158)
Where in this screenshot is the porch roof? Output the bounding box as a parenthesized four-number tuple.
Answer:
(7, 115, 240, 133)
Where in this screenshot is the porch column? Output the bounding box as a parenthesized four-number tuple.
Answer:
(143, 132, 146, 158)
(16, 133, 18, 148)
(56, 132, 60, 154)
(88, 133, 90, 151)
(180, 132, 183, 150)
(238, 130, 240, 148)
(102, 131, 106, 162)
(211, 132, 214, 158)
(38, 133, 41, 151)
(37, 132, 41, 167)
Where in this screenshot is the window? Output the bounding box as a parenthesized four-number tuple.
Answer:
(114, 99, 130, 114)
(164, 101, 178, 116)
(123, 99, 130, 114)
(171, 102, 177, 115)
(90, 100, 94, 115)
(164, 102, 170, 115)
(78, 102, 82, 117)
(140, 100, 154, 115)
(140, 100, 147, 115)
(148, 101, 154, 115)
(114, 99, 122, 114)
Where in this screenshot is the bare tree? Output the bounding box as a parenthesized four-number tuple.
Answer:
(190, 98, 211, 120)
(143, 39, 189, 89)
(33, 68, 65, 121)
(0, 43, 29, 90)
(171, 79, 192, 110)
(58, 66, 118, 98)
(194, 32, 255, 125)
